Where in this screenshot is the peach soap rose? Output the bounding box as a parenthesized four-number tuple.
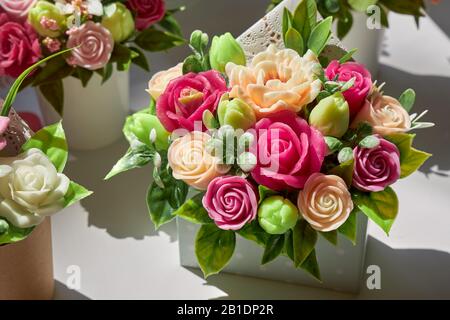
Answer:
(168, 132, 229, 190)
(298, 173, 353, 232)
(147, 63, 183, 100)
(352, 93, 411, 136)
(226, 45, 321, 119)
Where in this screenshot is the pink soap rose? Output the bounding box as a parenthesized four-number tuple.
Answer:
(250, 111, 326, 191)
(203, 176, 258, 231)
(0, 13, 42, 78)
(325, 60, 372, 118)
(66, 22, 114, 71)
(156, 70, 228, 132)
(0, 101, 10, 151)
(126, 0, 165, 31)
(353, 137, 401, 192)
(0, 0, 37, 22)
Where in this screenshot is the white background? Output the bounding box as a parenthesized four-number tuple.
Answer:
(7, 0, 450, 299)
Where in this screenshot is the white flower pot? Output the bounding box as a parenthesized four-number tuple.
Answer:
(178, 215, 368, 293)
(334, 11, 385, 75)
(37, 70, 129, 151)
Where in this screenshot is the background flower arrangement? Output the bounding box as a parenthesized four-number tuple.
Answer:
(267, 0, 439, 39)
(0, 0, 185, 114)
(107, 0, 434, 280)
(0, 52, 92, 245)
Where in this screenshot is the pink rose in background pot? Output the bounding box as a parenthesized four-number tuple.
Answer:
(127, 0, 165, 31)
(250, 111, 326, 191)
(156, 70, 228, 132)
(0, 13, 42, 78)
(203, 176, 258, 231)
(325, 60, 372, 118)
(0, 0, 37, 22)
(353, 137, 401, 192)
(0, 101, 10, 151)
(66, 21, 114, 71)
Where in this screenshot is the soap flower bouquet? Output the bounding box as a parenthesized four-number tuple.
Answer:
(107, 0, 434, 279)
(268, 0, 440, 39)
(0, 0, 185, 113)
(0, 51, 92, 245)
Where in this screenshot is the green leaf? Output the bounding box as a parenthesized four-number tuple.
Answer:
(135, 28, 185, 52)
(63, 181, 93, 207)
(307, 16, 333, 56)
(337, 10, 353, 39)
(147, 169, 188, 229)
(398, 88, 416, 112)
(292, 0, 317, 44)
(284, 27, 304, 55)
(21, 121, 68, 172)
(1, 48, 74, 117)
(338, 209, 358, 244)
(380, 0, 424, 16)
(158, 13, 182, 36)
(237, 220, 270, 246)
(292, 219, 317, 267)
(330, 159, 354, 186)
(105, 145, 154, 180)
(32, 56, 74, 86)
(75, 68, 93, 87)
(339, 48, 358, 64)
(130, 47, 150, 72)
(173, 193, 213, 224)
(182, 55, 204, 74)
(300, 249, 321, 281)
(348, 0, 378, 12)
(320, 230, 338, 246)
(282, 8, 293, 41)
(0, 221, 34, 246)
(38, 80, 64, 116)
(353, 187, 398, 235)
(284, 229, 294, 260)
(101, 63, 114, 84)
(262, 234, 285, 265)
(324, 0, 340, 13)
(385, 133, 431, 178)
(195, 224, 236, 278)
(111, 43, 132, 71)
(258, 185, 278, 205)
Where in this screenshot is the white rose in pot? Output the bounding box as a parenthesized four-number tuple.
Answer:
(0, 148, 70, 228)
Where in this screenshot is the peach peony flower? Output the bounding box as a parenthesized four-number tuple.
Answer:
(147, 63, 183, 101)
(352, 93, 411, 136)
(168, 132, 229, 190)
(297, 173, 353, 232)
(225, 44, 321, 119)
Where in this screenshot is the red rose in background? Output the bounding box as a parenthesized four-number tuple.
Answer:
(127, 0, 166, 31)
(0, 13, 42, 78)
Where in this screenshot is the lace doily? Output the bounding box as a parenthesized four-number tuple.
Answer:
(237, 0, 347, 62)
(0, 109, 33, 157)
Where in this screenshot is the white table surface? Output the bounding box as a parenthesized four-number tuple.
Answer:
(6, 0, 450, 299)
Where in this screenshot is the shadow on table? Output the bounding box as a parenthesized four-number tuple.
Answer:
(64, 138, 178, 242)
(377, 64, 450, 176)
(426, 0, 450, 41)
(184, 237, 450, 299)
(53, 280, 90, 300)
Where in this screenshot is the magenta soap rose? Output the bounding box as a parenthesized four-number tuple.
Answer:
(353, 137, 401, 192)
(325, 60, 372, 118)
(127, 0, 165, 31)
(66, 21, 114, 71)
(203, 176, 258, 231)
(156, 70, 228, 132)
(250, 111, 326, 191)
(0, 0, 36, 22)
(0, 13, 41, 78)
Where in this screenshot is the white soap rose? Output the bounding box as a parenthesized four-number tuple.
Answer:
(0, 148, 70, 228)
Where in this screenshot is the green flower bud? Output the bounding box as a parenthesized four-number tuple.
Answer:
(309, 92, 350, 138)
(237, 152, 257, 172)
(218, 95, 256, 130)
(0, 219, 9, 235)
(210, 33, 246, 73)
(258, 196, 299, 235)
(29, 1, 66, 37)
(102, 3, 135, 43)
(124, 112, 170, 151)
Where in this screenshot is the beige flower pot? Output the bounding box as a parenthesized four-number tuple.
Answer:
(0, 218, 54, 300)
